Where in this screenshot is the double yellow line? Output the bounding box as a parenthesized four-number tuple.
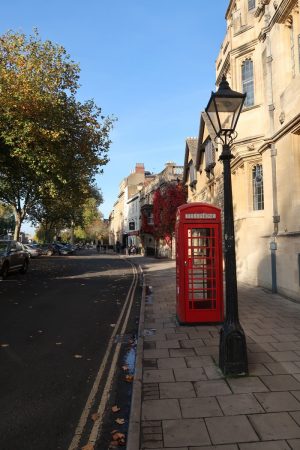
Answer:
(68, 260, 139, 450)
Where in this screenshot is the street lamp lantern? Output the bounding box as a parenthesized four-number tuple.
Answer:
(205, 75, 248, 376)
(205, 75, 246, 141)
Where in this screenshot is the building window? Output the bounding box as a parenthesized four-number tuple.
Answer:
(248, 0, 255, 10)
(147, 211, 154, 225)
(204, 140, 216, 174)
(242, 59, 254, 107)
(189, 163, 196, 186)
(252, 164, 264, 210)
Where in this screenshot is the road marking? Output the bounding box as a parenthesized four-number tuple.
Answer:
(68, 262, 138, 450)
(86, 262, 138, 445)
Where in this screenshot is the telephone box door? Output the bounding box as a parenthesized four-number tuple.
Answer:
(177, 220, 223, 324)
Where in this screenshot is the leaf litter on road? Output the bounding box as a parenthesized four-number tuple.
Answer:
(111, 405, 120, 413)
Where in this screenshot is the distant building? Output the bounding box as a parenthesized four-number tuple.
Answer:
(109, 161, 184, 257)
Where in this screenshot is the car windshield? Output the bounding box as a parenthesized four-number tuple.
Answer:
(0, 242, 8, 255)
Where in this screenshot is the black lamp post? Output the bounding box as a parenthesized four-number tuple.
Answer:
(205, 75, 248, 376)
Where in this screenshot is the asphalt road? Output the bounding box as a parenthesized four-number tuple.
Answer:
(0, 250, 140, 450)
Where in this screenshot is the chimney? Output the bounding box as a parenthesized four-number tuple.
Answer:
(135, 163, 145, 174)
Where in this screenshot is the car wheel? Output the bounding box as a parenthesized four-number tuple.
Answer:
(20, 259, 29, 274)
(1, 263, 9, 279)
(47, 250, 53, 256)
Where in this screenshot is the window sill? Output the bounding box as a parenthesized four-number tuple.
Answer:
(233, 24, 253, 36)
(242, 103, 261, 113)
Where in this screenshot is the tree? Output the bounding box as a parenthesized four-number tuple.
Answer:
(0, 30, 114, 239)
(0, 203, 15, 236)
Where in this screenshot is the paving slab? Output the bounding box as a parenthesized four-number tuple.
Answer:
(205, 415, 259, 444)
(190, 446, 238, 450)
(159, 381, 196, 399)
(288, 439, 300, 449)
(264, 362, 300, 375)
(174, 367, 207, 382)
(195, 379, 232, 397)
(217, 393, 264, 415)
(180, 396, 223, 418)
(142, 399, 181, 421)
(157, 357, 187, 369)
(239, 442, 291, 449)
(143, 369, 174, 383)
(162, 418, 211, 447)
(254, 391, 300, 412)
(259, 375, 300, 391)
(186, 355, 215, 367)
(227, 376, 269, 393)
(249, 412, 300, 440)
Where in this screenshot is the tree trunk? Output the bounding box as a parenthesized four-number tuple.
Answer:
(70, 221, 75, 244)
(13, 213, 22, 241)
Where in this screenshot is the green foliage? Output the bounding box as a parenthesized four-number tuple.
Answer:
(0, 30, 115, 240)
(0, 203, 15, 236)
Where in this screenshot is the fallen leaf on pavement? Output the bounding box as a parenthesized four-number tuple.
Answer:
(115, 418, 125, 425)
(111, 405, 120, 413)
(55, 342, 62, 346)
(110, 323, 116, 328)
(125, 375, 134, 383)
(122, 365, 129, 371)
(1, 344, 9, 348)
(74, 354, 83, 359)
(112, 432, 125, 441)
(81, 443, 94, 450)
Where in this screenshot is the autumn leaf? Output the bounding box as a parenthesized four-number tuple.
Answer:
(81, 443, 94, 450)
(111, 405, 120, 413)
(91, 413, 100, 422)
(125, 375, 134, 383)
(74, 354, 83, 359)
(122, 365, 129, 371)
(115, 418, 125, 425)
(112, 432, 125, 441)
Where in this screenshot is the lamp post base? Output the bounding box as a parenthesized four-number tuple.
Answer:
(219, 321, 248, 376)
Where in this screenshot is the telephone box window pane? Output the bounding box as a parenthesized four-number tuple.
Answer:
(186, 225, 218, 311)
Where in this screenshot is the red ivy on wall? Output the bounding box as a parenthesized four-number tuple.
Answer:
(152, 182, 187, 240)
(140, 209, 154, 234)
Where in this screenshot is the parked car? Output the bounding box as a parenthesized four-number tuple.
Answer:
(0, 240, 30, 279)
(39, 242, 75, 256)
(39, 243, 61, 256)
(57, 243, 76, 255)
(23, 244, 42, 258)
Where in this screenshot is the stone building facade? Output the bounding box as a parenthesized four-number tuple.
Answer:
(184, 0, 300, 301)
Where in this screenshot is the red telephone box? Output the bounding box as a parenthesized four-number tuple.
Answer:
(176, 203, 224, 324)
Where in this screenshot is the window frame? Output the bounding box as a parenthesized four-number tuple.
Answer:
(252, 164, 264, 211)
(248, 0, 255, 11)
(242, 59, 255, 108)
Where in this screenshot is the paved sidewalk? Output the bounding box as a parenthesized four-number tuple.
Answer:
(127, 257, 300, 450)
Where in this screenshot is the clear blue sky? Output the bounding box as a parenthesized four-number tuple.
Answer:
(2, 1, 229, 230)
